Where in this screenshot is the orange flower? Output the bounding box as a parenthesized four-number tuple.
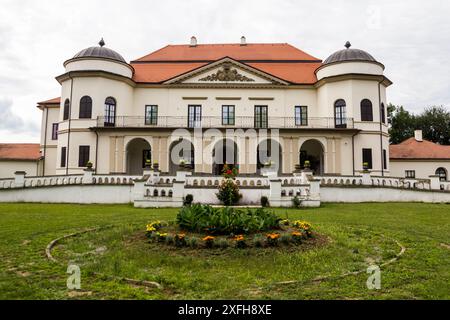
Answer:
(266, 233, 280, 240)
(234, 235, 245, 241)
(292, 231, 303, 237)
(202, 236, 215, 241)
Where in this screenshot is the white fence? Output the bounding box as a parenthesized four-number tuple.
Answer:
(1, 170, 449, 206)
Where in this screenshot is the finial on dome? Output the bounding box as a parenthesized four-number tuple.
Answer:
(99, 38, 105, 47)
(345, 41, 351, 49)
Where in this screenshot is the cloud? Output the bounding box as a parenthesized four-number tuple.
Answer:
(0, 98, 40, 135)
(0, 0, 449, 143)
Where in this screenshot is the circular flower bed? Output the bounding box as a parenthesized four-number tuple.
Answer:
(145, 205, 315, 249)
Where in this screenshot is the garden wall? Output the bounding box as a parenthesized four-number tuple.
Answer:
(321, 186, 450, 203)
(0, 185, 133, 204)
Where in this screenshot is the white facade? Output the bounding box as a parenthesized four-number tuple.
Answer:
(37, 41, 392, 177)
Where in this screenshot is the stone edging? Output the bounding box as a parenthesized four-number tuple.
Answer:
(45, 225, 162, 289)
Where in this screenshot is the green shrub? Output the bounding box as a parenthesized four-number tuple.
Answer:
(183, 194, 194, 206)
(188, 237, 199, 248)
(216, 179, 242, 206)
(280, 233, 292, 245)
(217, 238, 229, 249)
(176, 204, 281, 235)
(253, 235, 265, 248)
(292, 196, 301, 208)
(165, 234, 174, 245)
(261, 196, 269, 207)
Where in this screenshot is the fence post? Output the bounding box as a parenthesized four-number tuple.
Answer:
(429, 175, 441, 190)
(82, 168, 94, 184)
(14, 171, 26, 188)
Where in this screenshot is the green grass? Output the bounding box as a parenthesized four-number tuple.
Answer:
(0, 202, 449, 300)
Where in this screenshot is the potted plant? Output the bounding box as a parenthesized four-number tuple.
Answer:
(362, 162, 370, 172)
(179, 159, 187, 169)
(86, 161, 93, 170)
(144, 159, 152, 169)
(263, 160, 273, 168)
(153, 161, 159, 171)
(303, 160, 311, 169)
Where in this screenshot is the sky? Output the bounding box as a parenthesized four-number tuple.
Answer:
(0, 0, 449, 143)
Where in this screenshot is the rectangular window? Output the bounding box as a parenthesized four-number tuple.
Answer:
(405, 170, 415, 178)
(254, 105, 268, 128)
(295, 106, 308, 126)
(188, 105, 202, 128)
(362, 148, 373, 169)
(381, 104, 386, 124)
(78, 146, 90, 167)
(145, 105, 158, 125)
(51, 123, 58, 140)
(383, 149, 387, 170)
(222, 105, 235, 125)
(60, 147, 67, 168)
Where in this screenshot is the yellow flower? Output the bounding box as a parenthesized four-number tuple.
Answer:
(158, 233, 168, 237)
(146, 224, 156, 232)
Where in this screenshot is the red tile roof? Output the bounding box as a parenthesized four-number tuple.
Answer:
(131, 43, 322, 84)
(0, 144, 42, 161)
(390, 138, 450, 160)
(37, 97, 61, 105)
(133, 43, 321, 62)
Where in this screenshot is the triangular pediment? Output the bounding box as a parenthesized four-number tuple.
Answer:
(164, 57, 289, 85)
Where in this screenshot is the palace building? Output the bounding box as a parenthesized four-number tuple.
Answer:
(30, 38, 393, 177)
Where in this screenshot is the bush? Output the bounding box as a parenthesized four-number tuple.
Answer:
(183, 194, 194, 206)
(253, 235, 265, 248)
(280, 233, 292, 245)
(176, 204, 281, 235)
(188, 237, 199, 248)
(261, 196, 269, 207)
(292, 196, 301, 208)
(217, 238, 229, 249)
(216, 179, 242, 206)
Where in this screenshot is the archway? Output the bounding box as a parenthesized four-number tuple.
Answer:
(169, 139, 195, 174)
(126, 138, 151, 175)
(212, 139, 238, 175)
(300, 139, 324, 175)
(257, 139, 282, 174)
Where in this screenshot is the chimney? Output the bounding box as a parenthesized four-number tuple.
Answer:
(240, 36, 247, 46)
(190, 36, 197, 47)
(414, 130, 423, 142)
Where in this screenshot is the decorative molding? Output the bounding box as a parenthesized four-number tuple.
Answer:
(249, 97, 274, 101)
(215, 97, 242, 100)
(199, 63, 255, 82)
(182, 97, 208, 100)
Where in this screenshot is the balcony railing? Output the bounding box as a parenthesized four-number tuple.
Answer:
(95, 116, 354, 129)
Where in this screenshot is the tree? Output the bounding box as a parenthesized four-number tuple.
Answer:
(388, 104, 450, 145)
(388, 104, 417, 144)
(416, 106, 450, 145)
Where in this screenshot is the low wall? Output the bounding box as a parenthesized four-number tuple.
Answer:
(0, 185, 133, 204)
(185, 186, 269, 205)
(321, 186, 450, 203)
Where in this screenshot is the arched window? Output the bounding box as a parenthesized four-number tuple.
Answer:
(63, 99, 70, 120)
(435, 168, 447, 181)
(104, 97, 116, 126)
(360, 99, 373, 121)
(380, 103, 386, 124)
(79, 96, 92, 119)
(334, 99, 347, 128)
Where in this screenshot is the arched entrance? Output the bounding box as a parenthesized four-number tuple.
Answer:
(169, 139, 195, 174)
(212, 139, 238, 175)
(257, 139, 282, 174)
(300, 139, 324, 175)
(126, 138, 151, 175)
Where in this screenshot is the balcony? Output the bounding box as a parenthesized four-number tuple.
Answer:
(94, 116, 354, 129)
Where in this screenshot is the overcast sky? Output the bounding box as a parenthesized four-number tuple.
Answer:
(0, 0, 449, 143)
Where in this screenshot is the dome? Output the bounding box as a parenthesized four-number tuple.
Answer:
(72, 38, 126, 63)
(323, 41, 377, 65)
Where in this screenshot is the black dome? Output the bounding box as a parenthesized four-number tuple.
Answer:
(323, 42, 377, 65)
(72, 39, 126, 63)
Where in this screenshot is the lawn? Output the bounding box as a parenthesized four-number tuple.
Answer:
(0, 202, 449, 300)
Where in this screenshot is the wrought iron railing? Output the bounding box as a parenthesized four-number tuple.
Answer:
(95, 116, 354, 129)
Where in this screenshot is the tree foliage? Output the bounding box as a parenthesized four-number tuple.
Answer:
(388, 104, 450, 145)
